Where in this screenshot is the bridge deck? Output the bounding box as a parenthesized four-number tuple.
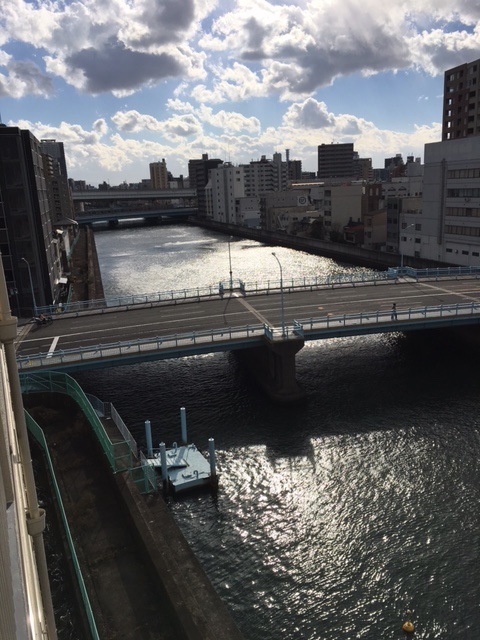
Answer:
(15, 275, 480, 372)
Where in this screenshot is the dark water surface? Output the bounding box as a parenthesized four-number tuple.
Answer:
(74, 224, 480, 639)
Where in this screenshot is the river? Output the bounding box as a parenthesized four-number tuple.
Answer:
(73, 223, 480, 640)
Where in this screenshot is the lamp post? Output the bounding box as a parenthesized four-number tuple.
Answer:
(21, 257, 37, 315)
(399, 223, 416, 270)
(272, 252, 286, 337)
(228, 236, 233, 290)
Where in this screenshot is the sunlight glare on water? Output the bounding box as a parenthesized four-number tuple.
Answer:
(74, 224, 480, 640)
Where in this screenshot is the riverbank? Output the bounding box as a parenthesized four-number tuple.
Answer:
(69, 227, 105, 303)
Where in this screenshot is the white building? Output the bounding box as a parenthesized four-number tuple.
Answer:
(241, 153, 288, 197)
(206, 163, 244, 224)
(418, 137, 480, 265)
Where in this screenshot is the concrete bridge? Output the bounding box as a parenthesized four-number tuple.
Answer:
(76, 207, 197, 225)
(72, 188, 196, 202)
(16, 268, 480, 402)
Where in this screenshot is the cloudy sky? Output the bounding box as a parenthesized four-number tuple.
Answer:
(1, 0, 479, 185)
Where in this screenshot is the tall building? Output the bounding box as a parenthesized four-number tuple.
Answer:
(0, 126, 63, 316)
(241, 153, 288, 197)
(419, 136, 480, 265)
(442, 58, 480, 141)
(40, 139, 68, 177)
(188, 154, 223, 218)
(149, 159, 169, 189)
(42, 153, 75, 223)
(317, 143, 355, 179)
(207, 163, 244, 224)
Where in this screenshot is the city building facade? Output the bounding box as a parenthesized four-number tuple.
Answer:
(188, 154, 223, 218)
(442, 58, 480, 141)
(421, 136, 480, 265)
(149, 159, 169, 190)
(0, 126, 64, 316)
(317, 143, 355, 179)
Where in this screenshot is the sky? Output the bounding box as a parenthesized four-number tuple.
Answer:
(1, 0, 480, 186)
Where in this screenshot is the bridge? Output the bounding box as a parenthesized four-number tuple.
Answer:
(16, 267, 480, 402)
(75, 207, 197, 225)
(72, 188, 196, 203)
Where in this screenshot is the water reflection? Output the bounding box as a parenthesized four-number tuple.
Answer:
(74, 224, 480, 639)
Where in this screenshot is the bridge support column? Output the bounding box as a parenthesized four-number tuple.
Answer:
(236, 337, 305, 403)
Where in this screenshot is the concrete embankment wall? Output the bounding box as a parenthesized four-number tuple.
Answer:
(69, 227, 105, 303)
(194, 219, 446, 271)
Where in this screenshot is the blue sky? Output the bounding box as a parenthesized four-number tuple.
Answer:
(1, 0, 479, 185)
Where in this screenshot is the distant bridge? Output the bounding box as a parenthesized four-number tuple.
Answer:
(72, 188, 196, 202)
(76, 207, 197, 225)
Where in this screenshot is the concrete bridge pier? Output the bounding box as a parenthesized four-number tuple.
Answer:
(236, 337, 306, 403)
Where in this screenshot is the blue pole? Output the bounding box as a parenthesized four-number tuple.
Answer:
(208, 438, 216, 477)
(145, 419, 153, 458)
(180, 407, 187, 443)
(159, 442, 168, 482)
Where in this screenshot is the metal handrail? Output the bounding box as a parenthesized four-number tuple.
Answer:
(37, 265, 480, 316)
(296, 300, 480, 333)
(16, 323, 268, 369)
(17, 301, 480, 372)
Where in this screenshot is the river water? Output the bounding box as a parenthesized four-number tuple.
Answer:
(73, 224, 480, 640)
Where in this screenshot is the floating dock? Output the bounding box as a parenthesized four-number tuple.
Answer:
(146, 442, 215, 492)
(144, 408, 217, 493)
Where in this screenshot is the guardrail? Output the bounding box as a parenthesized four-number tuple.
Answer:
(389, 265, 480, 279)
(40, 265, 480, 316)
(295, 300, 480, 335)
(18, 300, 480, 373)
(17, 323, 269, 370)
(37, 271, 389, 315)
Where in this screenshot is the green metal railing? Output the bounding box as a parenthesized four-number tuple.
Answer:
(26, 413, 100, 640)
(20, 371, 156, 492)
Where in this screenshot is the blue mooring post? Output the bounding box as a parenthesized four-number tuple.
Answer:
(180, 407, 187, 444)
(159, 442, 168, 483)
(145, 419, 153, 458)
(208, 438, 216, 477)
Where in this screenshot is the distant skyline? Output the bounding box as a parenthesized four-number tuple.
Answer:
(1, 0, 479, 185)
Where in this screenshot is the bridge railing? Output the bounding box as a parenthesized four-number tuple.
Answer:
(296, 300, 480, 333)
(17, 323, 268, 370)
(390, 265, 480, 279)
(37, 271, 386, 315)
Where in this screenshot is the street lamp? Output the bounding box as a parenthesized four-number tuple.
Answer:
(21, 257, 37, 315)
(228, 236, 233, 290)
(399, 223, 416, 270)
(272, 252, 286, 337)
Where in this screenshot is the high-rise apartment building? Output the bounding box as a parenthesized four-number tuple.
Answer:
(0, 126, 63, 315)
(40, 138, 68, 176)
(317, 143, 355, 179)
(149, 159, 169, 189)
(188, 154, 223, 218)
(241, 153, 288, 196)
(442, 58, 480, 141)
(207, 163, 245, 224)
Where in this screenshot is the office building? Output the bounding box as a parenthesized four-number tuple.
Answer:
(0, 126, 63, 316)
(442, 58, 480, 141)
(317, 143, 355, 179)
(420, 136, 480, 265)
(188, 154, 223, 218)
(149, 159, 169, 189)
(40, 139, 68, 177)
(241, 153, 288, 197)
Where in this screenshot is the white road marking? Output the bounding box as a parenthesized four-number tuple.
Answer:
(46, 336, 60, 358)
(233, 292, 271, 325)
